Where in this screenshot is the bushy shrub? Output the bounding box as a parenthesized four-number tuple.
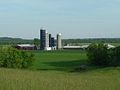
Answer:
(109, 46, 120, 66)
(87, 43, 109, 66)
(0, 46, 35, 69)
(114, 46, 120, 66)
(87, 43, 120, 67)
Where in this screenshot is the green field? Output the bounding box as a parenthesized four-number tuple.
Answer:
(31, 50, 87, 72)
(0, 50, 120, 90)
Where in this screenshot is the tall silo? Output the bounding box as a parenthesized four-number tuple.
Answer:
(45, 32, 49, 48)
(51, 37, 55, 47)
(56, 33, 62, 50)
(40, 29, 46, 50)
(49, 34, 52, 47)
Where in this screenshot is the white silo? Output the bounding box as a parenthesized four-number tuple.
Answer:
(45, 32, 50, 49)
(56, 33, 62, 50)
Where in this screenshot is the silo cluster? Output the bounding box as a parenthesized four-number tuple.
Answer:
(40, 29, 62, 50)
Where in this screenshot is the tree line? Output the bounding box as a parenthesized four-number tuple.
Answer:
(0, 37, 120, 45)
(63, 38, 120, 45)
(0, 37, 33, 45)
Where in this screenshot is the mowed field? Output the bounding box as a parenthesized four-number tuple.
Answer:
(0, 50, 120, 90)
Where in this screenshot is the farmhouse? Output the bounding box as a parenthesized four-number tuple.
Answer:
(15, 44, 37, 50)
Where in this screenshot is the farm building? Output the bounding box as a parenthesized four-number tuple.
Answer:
(63, 45, 89, 50)
(63, 44, 115, 50)
(15, 44, 37, 50)
(107, 44, 115, 49)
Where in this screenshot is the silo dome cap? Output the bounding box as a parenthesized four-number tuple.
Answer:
(58, 33, 61, 36)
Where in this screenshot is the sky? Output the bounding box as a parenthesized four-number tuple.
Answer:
(0, 0, 120, 39)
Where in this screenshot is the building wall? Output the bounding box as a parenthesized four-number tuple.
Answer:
(15, 46, 37, 50)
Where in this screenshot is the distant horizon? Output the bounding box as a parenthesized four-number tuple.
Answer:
(1, 36, 120, 40)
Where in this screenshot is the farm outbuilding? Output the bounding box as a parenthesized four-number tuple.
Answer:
(15, 44, 37, 50)
(107, 44, 115, 49)
(63, 45, 89, 50)
(63, 44, 115, 50)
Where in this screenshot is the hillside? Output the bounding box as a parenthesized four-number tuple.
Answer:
(0, 37, 33, 45)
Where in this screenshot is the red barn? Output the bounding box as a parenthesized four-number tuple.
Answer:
(15, 44, 37, 50)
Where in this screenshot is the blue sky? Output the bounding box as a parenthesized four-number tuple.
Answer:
(0, 0, 120, 39)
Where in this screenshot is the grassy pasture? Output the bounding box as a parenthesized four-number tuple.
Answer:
(31, 50, 87, 71)
(0, 50, 120, 90)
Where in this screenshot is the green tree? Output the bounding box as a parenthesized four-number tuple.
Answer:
(109, 46, 120, 66)
(87, 43, 109, 67)
(33, 38, 40, 49)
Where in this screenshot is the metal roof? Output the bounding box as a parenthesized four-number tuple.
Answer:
(63, 45, 89, 49)
(17, 44, 35, 47)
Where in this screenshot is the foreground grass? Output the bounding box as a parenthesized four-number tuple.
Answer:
(0, 50, 120, 90)
(0, 67, 120, 90)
